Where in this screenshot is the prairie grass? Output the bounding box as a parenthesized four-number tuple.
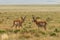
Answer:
(0, 5, 60, 40)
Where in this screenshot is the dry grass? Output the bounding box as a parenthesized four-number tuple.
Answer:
(0, 5, 60, 40)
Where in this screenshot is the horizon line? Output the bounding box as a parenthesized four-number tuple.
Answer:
(0, 4, 60, 5)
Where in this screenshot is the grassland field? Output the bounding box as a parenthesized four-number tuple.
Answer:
(0, 5, 60, 40)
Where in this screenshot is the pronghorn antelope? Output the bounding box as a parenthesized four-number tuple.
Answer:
(32, 15, 47, 30)
(12, 16, 26, 28)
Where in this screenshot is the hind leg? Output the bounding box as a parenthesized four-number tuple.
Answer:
(44, 25, 46, 30)
(18, 24, 22, 29)
(15, 24, 18, 29)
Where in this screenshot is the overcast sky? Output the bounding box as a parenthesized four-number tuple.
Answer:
(0, 0, 60, 5)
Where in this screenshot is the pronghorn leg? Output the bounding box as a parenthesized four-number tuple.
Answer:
(14, 24, 18, 29)
(44, 26, 46, 30)
(37, 24, 40, 29)
(44, 23, 47, 30)
(19, 24, 22, 28)
(37, 24, 46, 30)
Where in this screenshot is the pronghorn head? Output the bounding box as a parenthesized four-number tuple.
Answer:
(32, 15, 36, 22)
(21, 16, 26, 22)
(32, 15, 41, 22)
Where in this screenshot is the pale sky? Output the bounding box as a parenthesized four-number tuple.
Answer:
(0, 0, 60, 5)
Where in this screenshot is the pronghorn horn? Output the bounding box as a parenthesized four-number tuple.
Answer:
(21, 16, 26, 20)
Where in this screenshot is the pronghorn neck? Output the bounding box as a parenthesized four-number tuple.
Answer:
(32, 16, 36, 22)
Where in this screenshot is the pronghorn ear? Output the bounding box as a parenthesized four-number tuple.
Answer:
(24, 16, 26, 20)
(21, 16, 26, 20)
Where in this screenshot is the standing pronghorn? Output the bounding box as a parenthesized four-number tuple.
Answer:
(32, 15, 47, 30)
(12, 16, 26, 28)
